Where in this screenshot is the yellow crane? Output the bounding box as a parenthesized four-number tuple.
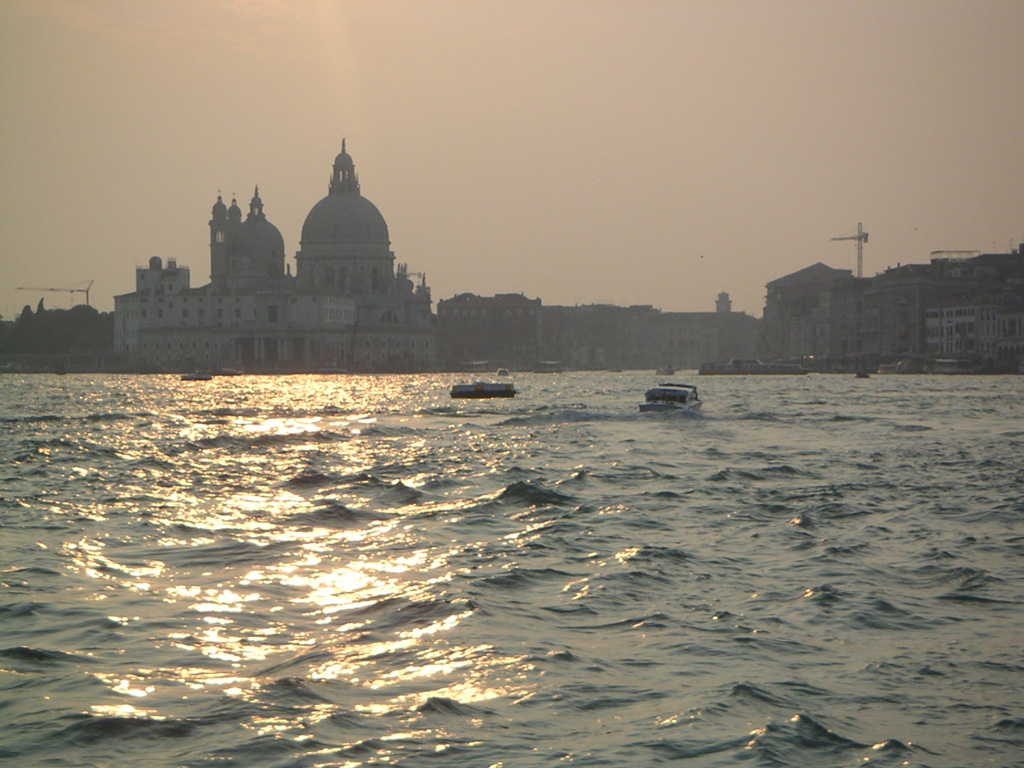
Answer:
(17, 280, 94, 307)
(832, 222, 868, 278)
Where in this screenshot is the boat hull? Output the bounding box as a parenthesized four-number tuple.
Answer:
(639, 401, 702, 413)
(450, 382, 516, 399)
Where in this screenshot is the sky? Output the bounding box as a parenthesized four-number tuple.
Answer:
(2, 0, 1023, 319)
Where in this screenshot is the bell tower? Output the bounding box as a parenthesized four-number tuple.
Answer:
(210, 193, 228, 285)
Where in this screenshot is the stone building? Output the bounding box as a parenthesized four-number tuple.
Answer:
(763, 248, 1024, 370)
(537, 293, 760, 370)
(762, 263, 861, 362)
(115, 143, 434, 372)
(435, 293, 542, 370)
(434, 292, 759, 372)
(926, 284, 1024, 370)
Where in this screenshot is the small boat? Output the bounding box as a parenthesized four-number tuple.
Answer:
(640, 383, 702, 413)
(181, 371, 213, 381)
(495, 367, 511, 377)
(450, 381, 516, 399)
(656, 365, 676, 376)
(534, 361, 564, 373)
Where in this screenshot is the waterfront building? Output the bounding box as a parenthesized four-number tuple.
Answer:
(762, 263, 861, 362)
(926, 284, 1024, 370)
(115, 144, 434, 372)
(436, 293, 542, 371)
(540, 294, 759, 370)
(763, 247, 1024, 370)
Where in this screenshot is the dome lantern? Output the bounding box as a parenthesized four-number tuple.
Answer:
(329, 139, 360, 195)
(248, 185, 264, 219)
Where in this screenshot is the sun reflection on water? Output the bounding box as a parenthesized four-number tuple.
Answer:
(51, 375, 549, 757)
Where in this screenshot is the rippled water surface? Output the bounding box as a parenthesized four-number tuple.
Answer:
(2, 372, 1023, 767)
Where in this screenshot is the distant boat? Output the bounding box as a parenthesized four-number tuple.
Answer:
(450, 381, 517, 399)
(877, 358, 924, 374)
(639, 383, 702, 413)
(534, 361, 564, 373)
(181, 371, 212, 381)
(699, 358, 807, 375)
(656, 365, 676, 376)
(495, 367, 511, 377)
(930, 358, 980, 374)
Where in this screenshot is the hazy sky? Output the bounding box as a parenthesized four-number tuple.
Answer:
(2, 1, 1023, 318)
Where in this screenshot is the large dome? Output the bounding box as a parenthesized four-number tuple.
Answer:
(301, 193, 389, 245)
(300, 142, 390, 246)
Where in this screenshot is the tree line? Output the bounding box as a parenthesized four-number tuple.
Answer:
(0, 301, 114, 355)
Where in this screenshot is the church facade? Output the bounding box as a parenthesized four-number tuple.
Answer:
(114, 143, 435, 372)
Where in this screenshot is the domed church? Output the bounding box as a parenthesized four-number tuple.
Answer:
(115, 143, 435, 372)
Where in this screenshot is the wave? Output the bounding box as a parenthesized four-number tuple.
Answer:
(477, 566, 573, 590)
(0, 411, 151, 425)
(498, 480, 574, 507)
(0, 645, 95, 665)
(496, 408, 613, 427)
(282, 469, 336, 488)
(416, 696, 491, 716)
(708, 464, 812, 482)
(287, 501, 394, 527)
(55, 712, 198, 745)
(182, 429, 347, 452)
(328, 473, 425, 505)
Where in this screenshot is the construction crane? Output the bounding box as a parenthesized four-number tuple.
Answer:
(832, 222, 868, 278)
(17, 279, 94, 307)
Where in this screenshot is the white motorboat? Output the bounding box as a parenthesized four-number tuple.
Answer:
(639, 383, 702, 413)
(450, 381, 516, 399)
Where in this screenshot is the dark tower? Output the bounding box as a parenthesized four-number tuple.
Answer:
(210, 194, 229, 285)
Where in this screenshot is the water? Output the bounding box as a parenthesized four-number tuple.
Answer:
(1, 371, 1022, 767)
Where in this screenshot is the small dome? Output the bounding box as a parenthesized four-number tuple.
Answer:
(231, 215, 285, 274)
(149, 256, 163, 270)
(334, 149, 354, 169)
(212, 195, 227, 216)
(334, 139, 355, 170)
